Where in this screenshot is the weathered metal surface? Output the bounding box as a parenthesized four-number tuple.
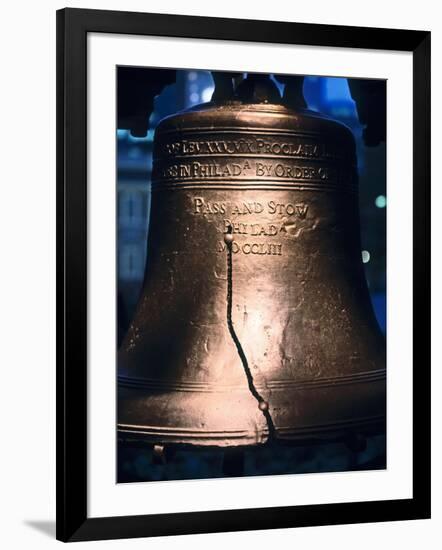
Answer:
(118, 87, 386, 448)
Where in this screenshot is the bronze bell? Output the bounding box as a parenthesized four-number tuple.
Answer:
(118, 74, 386, 448)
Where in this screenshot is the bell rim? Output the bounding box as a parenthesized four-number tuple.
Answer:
(117, 414, 386, 449)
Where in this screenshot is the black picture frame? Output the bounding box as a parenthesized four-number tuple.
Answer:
(56, 7, 431, 542)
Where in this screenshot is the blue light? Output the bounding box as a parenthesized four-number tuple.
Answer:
(128, 131, 151, 142)
(116, 128, 152, 142)
(375, 195, 387, 208)
(325, 77, 352, 101)
(201, 86, 215, 103)
(117, 129, 129, 139)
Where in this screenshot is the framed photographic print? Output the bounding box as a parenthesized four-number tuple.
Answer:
(56, 8, 431, 542)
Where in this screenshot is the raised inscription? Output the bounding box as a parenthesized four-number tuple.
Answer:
(193, 197, 308, 219)
(159, 136, 338, 161)
(158, 159, 336, 182)
(191, 197, 312, 257)
(217, 241, 283, 256)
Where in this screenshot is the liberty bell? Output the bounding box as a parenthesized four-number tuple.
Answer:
(118, 73, 386, 449)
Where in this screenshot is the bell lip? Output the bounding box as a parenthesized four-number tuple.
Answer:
(117, 414, 386, 449)
(117, 368, 386, 448)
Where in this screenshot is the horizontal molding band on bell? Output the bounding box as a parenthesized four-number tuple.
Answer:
(117, 415, 386, 441)
(151, 182, 357, 193)
(118, 368, 386, 393)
